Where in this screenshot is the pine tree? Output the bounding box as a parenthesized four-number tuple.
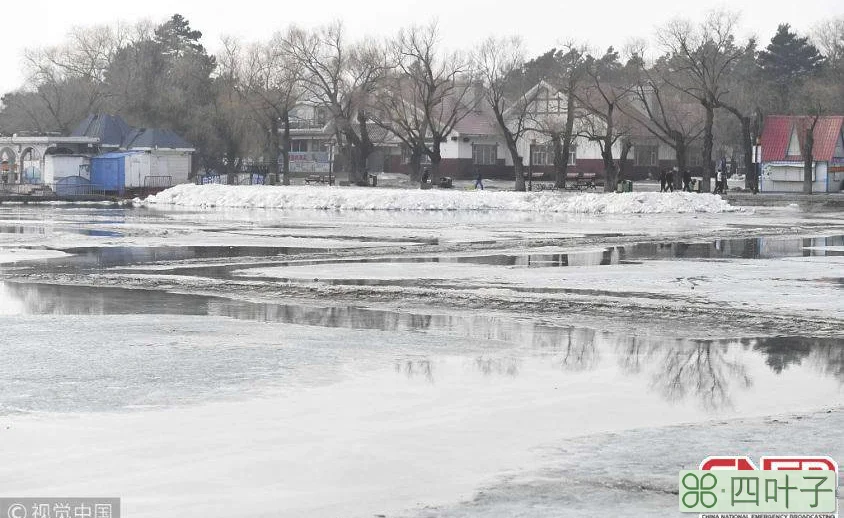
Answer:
(758, 24, 825, 111)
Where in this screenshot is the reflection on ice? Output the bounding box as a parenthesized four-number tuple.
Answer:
(3, 281, 841, 415)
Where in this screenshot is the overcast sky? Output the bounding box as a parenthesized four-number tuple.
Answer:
(1, 0, 841, 95)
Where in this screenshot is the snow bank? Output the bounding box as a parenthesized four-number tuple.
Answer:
(139, 184, 741, 213)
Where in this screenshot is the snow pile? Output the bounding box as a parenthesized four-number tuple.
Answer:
(139, 184, 741, 213)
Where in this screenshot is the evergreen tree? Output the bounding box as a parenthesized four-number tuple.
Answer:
(758, 24, 825, 111)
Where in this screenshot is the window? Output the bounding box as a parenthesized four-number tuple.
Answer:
(530, 144, 575, 166)
(833, 131, 844, 158)
(401, 146, 431, 165)
(290, 140, 308, 152)
(473, 144, 497, 165)
(635, 145, 658, 166)
(687, 147, 702, 167)
(531, 89, 564, 115)
(531, 145, 550, 166)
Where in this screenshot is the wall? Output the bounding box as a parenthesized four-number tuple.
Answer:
(43, 156, 89, 184)
(760, 162, 830, 193)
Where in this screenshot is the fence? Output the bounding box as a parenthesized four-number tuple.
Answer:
(0, 177, 111, 198)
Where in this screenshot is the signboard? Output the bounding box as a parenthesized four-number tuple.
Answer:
(288, 151, 330, 173)
(680, 455, 839, 516)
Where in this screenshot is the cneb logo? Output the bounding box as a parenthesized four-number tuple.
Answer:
(700, 456, 838, 472)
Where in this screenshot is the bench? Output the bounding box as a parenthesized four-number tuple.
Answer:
(304, 175, 327, 185)
(564, 172, 597, 191)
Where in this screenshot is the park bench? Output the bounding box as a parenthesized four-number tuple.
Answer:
(564, 172, 597, 191)
(304, 175, 327, 185)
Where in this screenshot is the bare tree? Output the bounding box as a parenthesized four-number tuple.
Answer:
(812, 17, 844, 67)
(371, 73, 429, 182)
(792, 79, 838, 194)
(475, 36, 536, 191)
(9, 24, 130, 133)
(224, 33, 303, 185)
(625, 58, 705, 174)
(657, 10, 748, 192)
(285, 23, 388, 185)
(574, 47, 637, 192)
(392, 22, 477, 186)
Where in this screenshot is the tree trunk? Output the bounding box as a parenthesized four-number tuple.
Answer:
(281, 111, 291, 186)
(560, 88, 577, 188)
(803, 124, 814, 195)
(617, 139, 632, 182)
(514, 160, 525, 191)
(511, 141, 525, 192)
(430, 154, 441, 188)
(601, 141, 617, 193)
(675, 138, 687, 173)
(553, 133, 567, 189)
(739, 116, 753, 194)
(409, 145, 423, 183)
(602, 105, 617, 193)
(269, 116, 280, 186)
(701, 101, 714, 193)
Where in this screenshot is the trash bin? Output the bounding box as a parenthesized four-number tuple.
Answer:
(438, 176, 453, 189)
(625, 180, 633, 192)
(616, 180, 624, 193)
(368, 174, 377, 187)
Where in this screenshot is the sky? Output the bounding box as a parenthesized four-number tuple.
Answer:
(1, 0, 841, 95)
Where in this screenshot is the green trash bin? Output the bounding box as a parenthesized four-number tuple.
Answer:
(616, 180, 624, 193)
(624, 180, 632, 192)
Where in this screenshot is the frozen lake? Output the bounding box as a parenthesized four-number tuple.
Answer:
(0, 199, 842, 517)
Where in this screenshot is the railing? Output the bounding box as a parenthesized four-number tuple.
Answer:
(0, 178, 111, 198)
(143, 176, 173, 189)
(288, 118, 326, 130)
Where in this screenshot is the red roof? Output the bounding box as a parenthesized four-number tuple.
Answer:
(762, 115, 844, 162)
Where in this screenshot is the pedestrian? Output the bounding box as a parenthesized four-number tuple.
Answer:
(659, 169, 666, 192)
(713, 169, 724, 194)
(474, 168, 484, 190)
(421, 168, 430, 185)
(666, 167, 675, 192)
(682, 168, 692, 192)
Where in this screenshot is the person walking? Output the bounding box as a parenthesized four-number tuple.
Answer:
(682, 168, 692, 192)
(474, 168, 484, 190)
(713, 169, 725, 194)
(659, 169, 667, 192)
(666, 167, 675, 192)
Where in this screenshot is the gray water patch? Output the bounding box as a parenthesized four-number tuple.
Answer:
(0, 281, 841, 417)
(28, 245, 329, 270)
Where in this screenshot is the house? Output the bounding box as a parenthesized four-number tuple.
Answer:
(72, 114, 194, 193)
(760, 115, 844, 193)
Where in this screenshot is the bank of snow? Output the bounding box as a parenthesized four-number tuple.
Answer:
(139, 184, 741, 214)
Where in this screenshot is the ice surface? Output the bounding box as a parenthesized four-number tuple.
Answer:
(1, 201, 842, 518)
(0, 248, 70, 264)
(139, 184, 742, 213)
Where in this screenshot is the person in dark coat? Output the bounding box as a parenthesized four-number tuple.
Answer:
(666, 167, 676, 192)
(421, 168, 430, 185)
(682, 169, 692, 192)
(474, 169, 484, 190)
(659, 169, 667, 192)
